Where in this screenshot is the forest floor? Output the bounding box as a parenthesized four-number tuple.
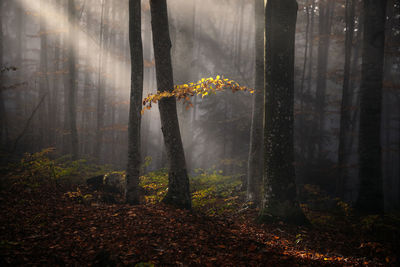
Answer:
(0, 182, 399, 266)
(0, 152, 399, 266)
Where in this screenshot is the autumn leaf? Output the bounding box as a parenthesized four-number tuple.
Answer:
(141, 75, 254, 113)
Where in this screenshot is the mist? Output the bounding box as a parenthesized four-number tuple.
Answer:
(1, 0, 399, 209)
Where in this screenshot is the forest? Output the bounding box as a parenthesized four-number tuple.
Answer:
(0, 0, 400, 266)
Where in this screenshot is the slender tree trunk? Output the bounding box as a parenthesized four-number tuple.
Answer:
(299, 5, 310, 104)
(62, 0, 69, 155)
(396, 0, 400, 205)
(49, 0, 60, 148)
(82, 0, 92, 156)
(68, 0, 79, 160)
(355, 0, 387, 214)
(150, 0, 191, 209)
(298, 4, 310, 157)
(260, 0, 307, 224)
(15, 2, 23, 118)
(108, 1, 118, 165)
(126, 0, 143, 205)
(337, 0, 356, 198)
(51, 0, 63, 149)
(306, 0, 316, 161)
(247, 0, 264, 204)
(0, 0, 6, 149)
(347, 8, 363, 158)
(95, 0, 106, 161)
(39, 0, 50, 148)
(315, 0, 334, 158)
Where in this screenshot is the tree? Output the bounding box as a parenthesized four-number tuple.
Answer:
(63, 0, 79, 160)
(337, 0, 355, 198)
(355, 0, 387, 214)
(150, 0, 191, 209)
(49, 0, 61, 148)
(81, 0, 93, 156)
(260, 0, 307, 224)
(247, 0, 264, 204)
(126, 0, 143, 205)
(39, 0, 50, 148)
(315, 0, 334, 158)
(94, 0, 108, 162)
(0, 0, 6, 150)
(15, 1, 24, 118)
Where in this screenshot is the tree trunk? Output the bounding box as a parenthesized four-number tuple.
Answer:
(68, 0, 78, 160)
(150, 0, 191, 210)
(260, 0, 307, 224)
(108, 1, 118, 165)
(306, 0, 316, 161)
(15, 2, 24, 118)
(0, 0, 6, 149)
(94, 0, 107, 162)
(39, 0, 50, 148)
(347, 7, 363, 161)
(355, 0, 387, 214)
(398, 97, 400, 208)
(82, 0, 92, 156)
(247, 0, 264, 205)
(126, 0, 143, 205)
(63, 0, 79, 159)
(315, 0, 334, 158)
(49, 1, 59, 148)
(337, 0, 356, 198)
(51, 0, 62, 149)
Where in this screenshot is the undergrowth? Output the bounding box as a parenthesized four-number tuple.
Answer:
(0, 148, 113, 190)
(1, 148, 399, 247)
(140, 168, 244, 215)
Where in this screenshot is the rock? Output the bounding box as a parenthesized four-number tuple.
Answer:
(103, 172, 126, 195)
(86, 172, 126, 196)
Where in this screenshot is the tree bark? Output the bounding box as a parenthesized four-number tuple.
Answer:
(68, 0, 79, 160)
(247, 0, 264, 205)
(0, 0, 6, 150)
(81, 0, 92, 156)
(15, 2, 24, 118)
(337, 0, 355, 198)
(260, 0, 307, 224)
(305, 0, 316, 161)
(315, 0, 334, 158)
(298, 3, 311, 158)
(39, 0, 50, 148)
(355, 0, 387, 214)
(126, 0, 143, 205)
(150, 0, 191, 210)
(63, 0, 79, 159)
(94, 0, 107, 162)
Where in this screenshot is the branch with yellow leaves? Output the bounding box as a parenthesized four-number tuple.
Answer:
(141, 76, 254, 114)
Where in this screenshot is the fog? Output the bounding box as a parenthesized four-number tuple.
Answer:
(1, 0, 399, 210)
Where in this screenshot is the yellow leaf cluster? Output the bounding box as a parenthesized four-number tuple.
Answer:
(141, 76, 254, 114)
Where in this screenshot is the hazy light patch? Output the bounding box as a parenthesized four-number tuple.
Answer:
(15, 0, 130, 94)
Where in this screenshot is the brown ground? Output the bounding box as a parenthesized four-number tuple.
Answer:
(0, 184, 397, 266)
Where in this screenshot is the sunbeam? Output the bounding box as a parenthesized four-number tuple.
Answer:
(15, 0, 130, 94)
